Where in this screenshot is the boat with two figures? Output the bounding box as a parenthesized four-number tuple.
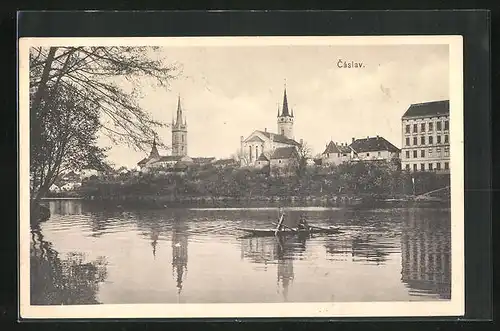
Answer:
(237, 211, 341, 237)
(237, 225, 341, 237)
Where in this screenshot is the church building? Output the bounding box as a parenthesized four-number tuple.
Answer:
(240, 87, 302, 168)
(137, 95, 193, 171)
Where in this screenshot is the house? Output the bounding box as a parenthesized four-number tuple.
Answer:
(49, 184, 61, 193)
(401, 100, 450, 173)
(270, 146, 299, 171)
(321, 141, 351, 166)
(255, 153, 270, 169)
(348, 136, 400, 162)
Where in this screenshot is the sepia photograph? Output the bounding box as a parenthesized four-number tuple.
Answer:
(19, 36, 464, 319)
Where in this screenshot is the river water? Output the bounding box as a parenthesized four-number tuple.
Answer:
(30, 200, 451, 305)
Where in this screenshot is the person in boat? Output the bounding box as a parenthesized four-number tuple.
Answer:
(297, 215, 309, 231)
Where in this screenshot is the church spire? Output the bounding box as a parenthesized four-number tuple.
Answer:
(175, 94, 183, 126)
(281, 87, 290, 117)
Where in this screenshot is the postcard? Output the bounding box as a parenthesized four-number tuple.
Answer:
(19, 35, 464, 319)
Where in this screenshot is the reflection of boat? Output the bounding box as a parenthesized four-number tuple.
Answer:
(237, 225, 341, 237)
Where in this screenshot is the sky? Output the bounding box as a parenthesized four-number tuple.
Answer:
(99, 44, 449, 168)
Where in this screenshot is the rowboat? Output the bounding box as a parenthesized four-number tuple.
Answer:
(237, 225, 341, 237)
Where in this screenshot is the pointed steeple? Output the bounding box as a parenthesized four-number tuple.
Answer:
(176, 94, 183, 126)
(281, 87, 290, 117)
(149, 136, 160, 159)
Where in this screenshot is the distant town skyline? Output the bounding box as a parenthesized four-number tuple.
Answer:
(98, 44, 450, 168)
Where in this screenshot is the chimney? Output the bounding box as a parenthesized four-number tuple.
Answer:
(367, 136, 369, 139)
(352, 137, 355, 143)
(376, 135, 379, 139)
(264, 128, 267, 132)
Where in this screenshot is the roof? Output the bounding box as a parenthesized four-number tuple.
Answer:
(213, 158, 237, 165)
(322, 141, 351, 154)
(153, 155, 182, 163)
(257, 153, 269, 161)
(402, 100, 450, 119)
(349, 136, 400, 153)
(255, 130, 300, 146)
(323, 141, 340, 154)
(270, 147, 298, 160)
(192, 157, 215, 164)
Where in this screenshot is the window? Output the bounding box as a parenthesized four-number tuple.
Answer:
(444, 135, 449, 143)
(255, 146, 259, 160)
(405, 137, 410, 146)
(279, 160, 282, 163)
(378, 151, 381, 156)
(420, 136, 425, 145)
(444, 162, 449, 170)
(428, 163, 433, 171)
(342, 153, 347, 157)
(413, 150, 417, 158)
(436, 163, 441, 170)
(366, 153, 370, 157)
(437, 135, 442, 144)
(436, 147, 441, 156)
(182, 135, 184, 142)
(281, 129, 284, 135)
(428, 148, 433, 157)
(444, 120, 449, 130)
(413, 124, 418, 133)
(405, 151, 410, 159)
(249, 146, 252, 161)
(444, 147, 449, 157)
(429, 122, 434, 132)
(420, 163, 425, 171)
(413, 137, 417, 145)
(437, 121, 442, 131)
(428, 136, 434, 145)
(405, 124, 410, 134)
(405, 164, 410, 170)
(326, 153, 329, 157)
(421, 123, 426, 132)
(421, 150, 425, 158)
(413, 164, 417, 171)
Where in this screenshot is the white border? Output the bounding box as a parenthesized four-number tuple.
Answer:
(19, 36, 464, 319)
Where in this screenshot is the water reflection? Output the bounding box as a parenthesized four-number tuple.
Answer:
(31, 201, 452, 304)
(30, 225, 108, 305)
(241, 236, 307, 301)
(172, 219, 189, 301)
(401, 209, 451, 299)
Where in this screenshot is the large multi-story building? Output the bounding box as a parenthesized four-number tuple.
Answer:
(401, 100, 450, 173)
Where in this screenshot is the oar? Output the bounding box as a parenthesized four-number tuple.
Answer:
(274, 214, 284, 236)
(272, 221, 298, 233)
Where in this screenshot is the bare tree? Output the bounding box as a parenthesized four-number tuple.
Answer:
(291, 142, 312, 177)
(29, 46, 180, 203)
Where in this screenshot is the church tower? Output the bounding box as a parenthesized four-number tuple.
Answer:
(277, 87, 294, 139)
(172, 95, 188, 156)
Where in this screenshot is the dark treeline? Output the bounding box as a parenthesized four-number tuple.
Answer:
(78, 161, 450, 202)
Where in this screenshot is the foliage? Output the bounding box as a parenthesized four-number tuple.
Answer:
(80, 161, 450, 200)
(30, 46, 179, 201)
